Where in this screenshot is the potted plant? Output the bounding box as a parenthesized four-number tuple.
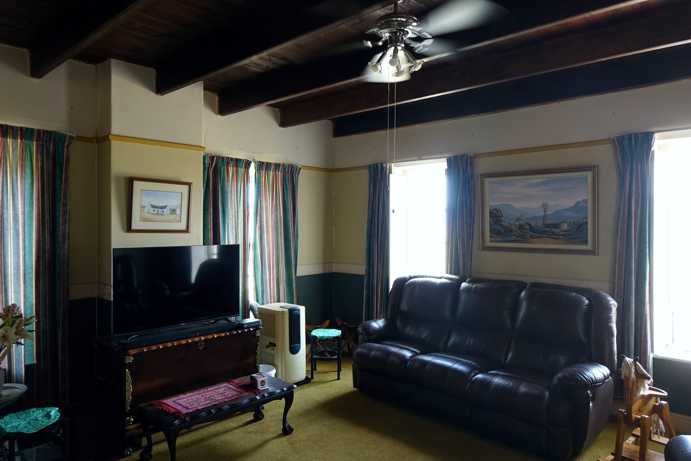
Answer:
(0, 304, 34, 384)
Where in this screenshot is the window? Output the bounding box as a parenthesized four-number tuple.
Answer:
(653, 133, 691, 360)
(390, 160, 447, 283)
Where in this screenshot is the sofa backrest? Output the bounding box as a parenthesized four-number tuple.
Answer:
(525, 282, 617, 374)
(390, 276, 461, 351)
(444, 279, 526, 364)
(386, 276, 617, 374)
(505, 286, 592, 376)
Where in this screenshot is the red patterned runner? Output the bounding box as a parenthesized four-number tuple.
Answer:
(154, 381, 257, 416)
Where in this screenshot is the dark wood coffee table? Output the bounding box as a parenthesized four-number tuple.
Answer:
(138, 376, 296, 461)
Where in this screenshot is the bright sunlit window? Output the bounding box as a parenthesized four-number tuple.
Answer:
(390, 160, 447, 283)
(653, 133, 691, 361)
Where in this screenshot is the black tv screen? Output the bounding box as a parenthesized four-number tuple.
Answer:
(112, 244, 241, 335)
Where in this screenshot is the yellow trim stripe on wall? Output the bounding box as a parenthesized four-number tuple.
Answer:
(72, 134, 612, 172)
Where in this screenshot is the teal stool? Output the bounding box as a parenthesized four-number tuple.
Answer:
(310, 328, 342, 380)
(0, 407, 61, 459)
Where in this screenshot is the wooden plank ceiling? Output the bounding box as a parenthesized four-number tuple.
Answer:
(3, 0, 691, 127)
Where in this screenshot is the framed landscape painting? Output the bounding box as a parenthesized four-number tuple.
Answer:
(128, 177, 191, 233)
(481, 167, 597, 254)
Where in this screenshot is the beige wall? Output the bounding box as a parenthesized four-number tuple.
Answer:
(0, 45, 97, 136)
(68, 140, 100, 298)
(328, 77, 691, 288)
(297, 170, 331, 274)
(109, 60, 204, 146)
(330, 76, 691, 169)
(329, 169, 368, 273)
(109, 141, 204, 249)
(472, 143, 616, 293)
(96, 140, 330, 294)
(326, 144, 616, 292)
(203, 93, 332, 168)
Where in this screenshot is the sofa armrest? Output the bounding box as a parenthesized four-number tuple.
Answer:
(551, 363, 611, 393)
(358, 319, 391, 344)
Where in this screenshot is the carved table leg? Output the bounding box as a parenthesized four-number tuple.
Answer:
(282, 391, 294, 435)
(163, 429, 179, 461)
(139, 425, 153, 461)
(253, 405, 265, 422)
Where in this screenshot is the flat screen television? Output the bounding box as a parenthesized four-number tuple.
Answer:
(112, 244, 241, 335)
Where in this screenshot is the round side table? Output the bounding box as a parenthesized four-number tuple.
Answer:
(309, 328, 343, 380)
(0, 406, 60, 460)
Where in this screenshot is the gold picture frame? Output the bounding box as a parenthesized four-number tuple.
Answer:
(480, 166, 598, 254)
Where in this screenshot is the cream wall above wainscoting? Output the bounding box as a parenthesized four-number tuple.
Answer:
(202, 92, 332, 168)
(329, 76, 691, 169)
(97, 141, 112, 294)
(109, 60, 204, 146)
(68, 140, 100, 299)
(0, 45, 97, 136)
(109, 140, 204, 250)
(324, 142, 617, 291)
(329, 169, 368, 273)
(472, 142, 616, 293)
(297, 170, 331, 275)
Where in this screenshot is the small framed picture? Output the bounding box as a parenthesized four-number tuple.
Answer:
(481, 166, 598, 254)
(128, 177, 191, 233)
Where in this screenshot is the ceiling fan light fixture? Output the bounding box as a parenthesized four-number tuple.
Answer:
(367, 45, 420, 83)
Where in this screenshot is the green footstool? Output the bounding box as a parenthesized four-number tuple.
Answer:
(310, 328, 342, 380)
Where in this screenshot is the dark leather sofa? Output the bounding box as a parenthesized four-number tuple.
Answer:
(353, 276, 617, 460)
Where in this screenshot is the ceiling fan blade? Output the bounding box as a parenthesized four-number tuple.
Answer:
(420, 0, 507, 37)
(411, 38, 461, 56)
(313, 40, 371, 59)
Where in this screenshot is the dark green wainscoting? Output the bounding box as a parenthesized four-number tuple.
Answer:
(296, 273, 333, 324)
(296, 273, 365, 325)
(653, 356, 691, 416)
(330, 273, 365, 324)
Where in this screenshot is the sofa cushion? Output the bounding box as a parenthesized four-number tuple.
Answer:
(406, 353, 495, 397)
(506, 287, 591, 376)
(468, 368, 552, 425)
(445, 279, 526, 363)
(354, 341, 422, 379)
(394, 277, 461, 351)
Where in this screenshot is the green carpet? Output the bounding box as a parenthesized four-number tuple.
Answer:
(128, 360, 619, 461)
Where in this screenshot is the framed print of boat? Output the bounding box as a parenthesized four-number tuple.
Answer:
(128, 177, 191, 233)
(481, 167, 597, 254)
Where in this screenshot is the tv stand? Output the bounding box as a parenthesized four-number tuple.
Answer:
(94, 318, 261, 457)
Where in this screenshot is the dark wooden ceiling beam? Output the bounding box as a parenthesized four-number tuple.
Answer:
(217, 0, 658, 116)
(277, 0, 691, 126)
(154, 0, 391, 95)
(29, 0, 155, 78)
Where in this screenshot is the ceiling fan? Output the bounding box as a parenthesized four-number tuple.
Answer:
(360, 0, 507, 83)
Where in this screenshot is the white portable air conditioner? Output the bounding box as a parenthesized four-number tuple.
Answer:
(256, 303, 306, 383)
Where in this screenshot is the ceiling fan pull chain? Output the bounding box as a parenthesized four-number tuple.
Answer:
(393, 82, 398, 164)
(386, 82, 391, 164)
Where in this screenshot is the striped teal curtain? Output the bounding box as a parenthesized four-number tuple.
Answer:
(202, 155, 252, 312)
(446, 154, 475, 278)
(0, 124, 71, 403)
(363, 163, 390, 320)
(614, 132, 654, 371)
(253, 161, 300, 304)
